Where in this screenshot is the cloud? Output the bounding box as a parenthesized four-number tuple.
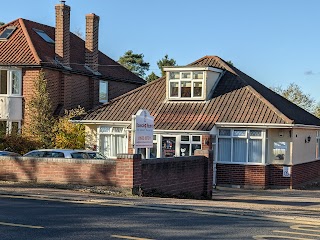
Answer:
(304, 70, 315, 75)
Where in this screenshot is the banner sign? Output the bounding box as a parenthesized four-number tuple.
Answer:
(133, 109, 154, 148)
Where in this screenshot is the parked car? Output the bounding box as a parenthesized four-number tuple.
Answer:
(23, 149, 106, 159)
(0, 151, 21, 156)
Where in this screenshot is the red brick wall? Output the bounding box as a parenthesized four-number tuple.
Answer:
(0, 157, 117, 185)
(108, 81, 142, 100)
(216, 164, 267, 188)
(267, 165, 292, 188)
(141, 155, 212, 198)
(292, 160, 320, 187)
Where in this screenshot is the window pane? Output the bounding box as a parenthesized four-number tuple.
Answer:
(101, 135, 112, 157)
(233, 130, 246, 137)
(169, 72, 179, 79)
(11, 122, 19, 134)
(192, 136, 200, 142)
(218, 138, 231, 162)
(193, 82, 202, 97)
(233, 139, 247, 162)
(191, 144, 201, 155)
(181, 81, 191, 97)
(250, 130, 262, 137)
(249, 139, 262, 163)
(170, 82, 179, 97)
(193, 71, 204, 79)
(113, 127, 124, 133)
(219, 129, 231, 136)
(180, 144, 190, 156)
(181, 72, 191, 79)
(115, 135, 125, 155)
(99, 80, 108, 102)
(273, 142, 286, 160)
(11, 71, 21, 94)
(0, 121, 6, 134)
(150, 143, 157, 158)
(100, 126, 111, 133)
(181, 135, 189, 141)
(0, 70, 7, 94)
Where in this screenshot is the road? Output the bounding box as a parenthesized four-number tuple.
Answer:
(1, 196, 320, 240)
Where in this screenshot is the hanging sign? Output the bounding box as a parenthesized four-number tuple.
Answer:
(132, 109, 154, 148)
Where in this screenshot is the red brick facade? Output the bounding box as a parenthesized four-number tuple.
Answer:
(216, 160, 320, 189)
(0, 151, 212, 198)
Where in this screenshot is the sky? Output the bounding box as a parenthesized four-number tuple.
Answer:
(1, 0, 320, 102)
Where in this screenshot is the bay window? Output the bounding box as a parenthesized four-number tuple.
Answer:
(180, 135, 201, 156)
(217, 129, 264, 164)
(99, 126, 126, 158)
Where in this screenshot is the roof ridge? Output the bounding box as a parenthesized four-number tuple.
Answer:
(19, 18, 41, 64)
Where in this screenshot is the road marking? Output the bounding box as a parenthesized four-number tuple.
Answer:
(0, 221, 44, 229)
(111, 235, 154, 240)
(253, 235, 313, 240)
(1, 194, 320, 226)
(273, 230, 320, 237)
(291, 225, 320, 233)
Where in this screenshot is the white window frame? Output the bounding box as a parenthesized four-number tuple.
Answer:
(0, 68, 22, 96)
(168, 71, 204, 100)
(99, 80, 108, 103)
(316, 130, 320, 159)
(98, 126, 127, 158)
(179, 135, 202, 156)
(217, 128, 265, 164)
(0, 120, 21, 134)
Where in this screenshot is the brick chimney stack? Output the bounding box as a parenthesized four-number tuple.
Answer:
(85, 13, 100, 72)
(55, 1, 71, 67)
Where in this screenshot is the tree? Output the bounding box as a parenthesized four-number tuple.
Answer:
(157, 54, 176, 77)
(118, 50, 150, 78)
(314, 103, 320, 118)
(271, 83, 316, 113)
(52, 106, 86, 149)
(25, 71, 55, 148)
(146, 72, 159, 83)
(0, 22, 4, 26)
(226, 60, 234, 66)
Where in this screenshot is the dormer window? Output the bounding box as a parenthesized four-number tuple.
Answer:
(168, 71, 204, 99)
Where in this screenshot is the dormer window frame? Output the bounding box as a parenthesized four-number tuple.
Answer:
(164, 66, 223, 101)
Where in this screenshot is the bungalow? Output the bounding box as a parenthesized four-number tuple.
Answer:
(0, 2, 145, 133)
(75, 56, 320, 189)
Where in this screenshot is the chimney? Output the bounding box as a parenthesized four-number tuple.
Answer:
(85, 13, 100, 72)
(55, 1, 71, 67)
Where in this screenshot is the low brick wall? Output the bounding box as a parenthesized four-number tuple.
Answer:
(216, 164, 267, 188)
(0, 151, 213, 198)
(216, 160, 320, 189)
(141, 155, 212, 198)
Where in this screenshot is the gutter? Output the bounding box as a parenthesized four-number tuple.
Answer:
(214, 122, 320, 129)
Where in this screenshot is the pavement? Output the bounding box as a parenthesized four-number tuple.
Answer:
(0, 183, 320, 224)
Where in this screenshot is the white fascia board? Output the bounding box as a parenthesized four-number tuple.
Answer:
(70, 120, 131, 126)
(213, 122, 295, 129)
(154, 129, 210, 135)
(163, 66, 223, 73)
(213, 122, 320, 130)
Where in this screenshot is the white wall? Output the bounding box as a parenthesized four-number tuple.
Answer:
(292, 128, 317, 164)
(85, 125, 98, 150)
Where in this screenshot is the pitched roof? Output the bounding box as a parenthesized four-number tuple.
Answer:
(0, 19, 145, 84)
(79, 56, 320, 130)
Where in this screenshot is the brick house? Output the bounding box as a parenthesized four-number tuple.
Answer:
(0, 2, 145, 133)
(75, 55, 320, 189)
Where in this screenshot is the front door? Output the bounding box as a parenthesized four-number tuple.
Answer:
(162, 136, 176, 157)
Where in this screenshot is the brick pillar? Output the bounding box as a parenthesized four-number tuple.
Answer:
(55, 2, 71, 67)
(194, 149, 213, 198)
(116, 154, 142, 195)
(85, 13, 100, 72)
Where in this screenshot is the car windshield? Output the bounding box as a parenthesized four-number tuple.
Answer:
(87, 152, 106, 159)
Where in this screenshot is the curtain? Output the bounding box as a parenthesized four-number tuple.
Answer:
(248, 139, 262, 163)
(233, 139, 246, 162)
(218, 138, 231, 162)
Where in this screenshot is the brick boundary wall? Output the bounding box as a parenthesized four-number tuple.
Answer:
(0, 151, 213, 198)
(141, 150, 213, 198)
(216, 160, 320, 189)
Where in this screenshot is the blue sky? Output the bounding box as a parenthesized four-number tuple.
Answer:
(2, 0, 320, 102)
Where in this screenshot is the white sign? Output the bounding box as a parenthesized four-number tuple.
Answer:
(133, 109, 154, 148)
(283, 166, 291, 178)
